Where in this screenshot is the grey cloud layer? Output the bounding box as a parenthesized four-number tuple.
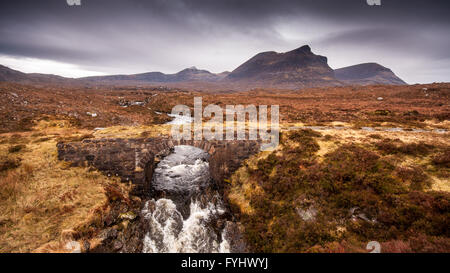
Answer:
(0, 0, 449, 82)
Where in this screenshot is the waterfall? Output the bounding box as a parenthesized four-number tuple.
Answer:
(141, 145, 230, 253)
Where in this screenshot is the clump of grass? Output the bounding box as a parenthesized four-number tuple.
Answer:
(396, 166, 432, 190)
(375, 139, 434, 156)
(8, 144, 26, 153)
(152, 113, 172, 124)
(280, 129, 321, 156)
(32, 137, 52, 143)
(368, 134, 383, 139)
(284, 128, 322, 143)
(57, 133, 94, 142)
(7, 134, 28, 145)
(0, 170, 25, 202)
(30, 132, 45, 137)
(140, 131, 152, 138)
(373, 110, 392, 116)
(432, 149, 450, 168)
(322, 134, 333, 141)
(0, 156, 21, 172)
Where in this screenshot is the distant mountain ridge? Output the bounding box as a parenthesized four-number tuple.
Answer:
(0, 64, 28, 82)
(0, 45, 407, 88)
(335, 63, 406, 86)
(0, 64, 75, 84)
(81, 66, 226, 83)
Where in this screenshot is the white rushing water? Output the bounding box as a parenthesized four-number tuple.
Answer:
(141, 145, 230, 253)
(166, 113, 193, 125)
(152, 145, 210, 193)
(142, 198, 229, 253)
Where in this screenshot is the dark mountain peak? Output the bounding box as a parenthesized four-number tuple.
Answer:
(225, 45, 336, 88)
(343, 62, 391, 72)
(178, 66, 212, 75)
(284, 45, 328, 65)
(172, 67, 220, 82)
(290, 45, 312, 54)
(181, 66, 199, 71)
(335, 62, 406, 85)
(255, 51, 277, 56)
(251, 45, 312, 59)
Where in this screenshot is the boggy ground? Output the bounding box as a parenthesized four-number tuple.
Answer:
(0, 82, 448, 252)
(1, 82, 449, 133)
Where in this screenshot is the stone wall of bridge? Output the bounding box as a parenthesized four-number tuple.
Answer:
(56, 137, 261, 195)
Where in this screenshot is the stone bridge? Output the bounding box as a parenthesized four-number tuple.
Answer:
(57, 137, 261, 195)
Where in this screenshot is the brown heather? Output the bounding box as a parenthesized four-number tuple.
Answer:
(0, 82, 448, 252)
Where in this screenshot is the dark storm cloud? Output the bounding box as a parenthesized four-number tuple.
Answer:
(0, 0, 449, 82)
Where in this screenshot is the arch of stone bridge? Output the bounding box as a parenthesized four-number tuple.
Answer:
(135, 139, 225, 171)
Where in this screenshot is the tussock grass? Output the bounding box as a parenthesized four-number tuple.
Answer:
(92, 124, 172, 139)
(227, 152, 271, 215)
(0, 122, 122, 253)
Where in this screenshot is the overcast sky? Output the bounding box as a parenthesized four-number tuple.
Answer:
(1, 0, 449, 83)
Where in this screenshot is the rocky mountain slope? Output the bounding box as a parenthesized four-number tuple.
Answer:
(0, 65, 29, 82)
(335, 63, 407, 86)
(0, 65, 74, 85)
(225, 45, 339, 88)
